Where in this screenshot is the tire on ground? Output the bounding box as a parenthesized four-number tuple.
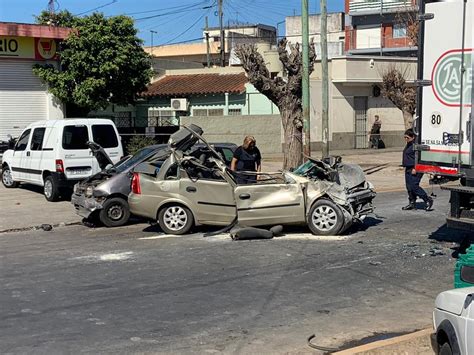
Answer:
(158, 204, 194, 235)
(44, 175, 60, 202)
(99, 197, 131, 227)
(439, 342, 453, 355)
(1, 166, 18, 188)
(307, 198, 345, 236)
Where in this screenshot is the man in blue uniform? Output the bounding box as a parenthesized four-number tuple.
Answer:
(402, 129, 434, 211)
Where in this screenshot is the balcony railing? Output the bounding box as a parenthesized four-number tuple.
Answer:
(349, 0, 417, 14)
(346, 29, 417, 52)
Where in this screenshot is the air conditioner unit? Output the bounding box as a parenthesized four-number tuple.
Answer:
(170, 98, 188, 111)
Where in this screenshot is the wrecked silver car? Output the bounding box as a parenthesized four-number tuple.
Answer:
(129, 125, 376, 236)
(71, 143, 169, 227)
(71, 139, 237, 227)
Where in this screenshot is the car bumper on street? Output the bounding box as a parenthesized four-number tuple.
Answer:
(71, 193, 104, 219)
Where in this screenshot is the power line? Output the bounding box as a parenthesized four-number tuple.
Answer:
(163, 10, 210, 44)
(75, 0, 118, 16)
(134, 3, 214, 21)
(122, 1, 208, 16)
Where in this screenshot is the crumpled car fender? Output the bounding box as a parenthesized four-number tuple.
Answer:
(305, 180, 348, 208)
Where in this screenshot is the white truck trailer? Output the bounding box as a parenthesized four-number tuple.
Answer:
(417, 0, 474, 231)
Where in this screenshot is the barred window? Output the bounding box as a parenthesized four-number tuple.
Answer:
(228, 108, 242, 116)
(208, 108, 224, 116)
(193, 109, 208, 116)
(148, 110, 177, 126)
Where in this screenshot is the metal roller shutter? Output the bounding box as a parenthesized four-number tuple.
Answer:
(0, 60, 48, 140)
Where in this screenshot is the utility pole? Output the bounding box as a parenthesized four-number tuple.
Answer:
(302, 0, 311, 158)
(205, 16, 211, 67)
(321, 0, 329, 158)
(218, 0, 225, 66)
(150, 30, 157, 57)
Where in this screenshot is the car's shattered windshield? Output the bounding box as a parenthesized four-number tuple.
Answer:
(111, 147, 158, 173)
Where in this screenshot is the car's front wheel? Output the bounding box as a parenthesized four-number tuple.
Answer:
(307, 198, 345, 235)
(99, 197, 131, 227)
(158, 204, 194, 235)
(1, 166, 18, 188)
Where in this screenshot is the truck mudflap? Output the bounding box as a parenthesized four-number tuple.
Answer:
(441, 185, 474, 231)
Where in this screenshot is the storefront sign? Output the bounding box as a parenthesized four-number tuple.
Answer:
(0, 36, 57, 60)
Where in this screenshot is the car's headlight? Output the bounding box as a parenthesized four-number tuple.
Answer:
(85, 186, 94, 197)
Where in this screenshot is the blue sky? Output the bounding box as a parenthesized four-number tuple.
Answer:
(0, 0, 344, 45)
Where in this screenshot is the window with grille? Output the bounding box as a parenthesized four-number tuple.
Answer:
(148, 110, 177, 126)
(228, 108, 241, 116)
(208, 108, 224, 116)
(193, 109, 208, 116)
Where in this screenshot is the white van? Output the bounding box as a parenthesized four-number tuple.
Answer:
(1, 119, 123, 201)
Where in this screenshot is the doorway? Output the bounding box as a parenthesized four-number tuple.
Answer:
(354, 96, 368, 149)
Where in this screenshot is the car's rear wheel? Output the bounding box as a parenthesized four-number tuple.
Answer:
(1, 166, 18, 188)
(307, 198, 344, 236)
(99, 197, 131, 227)
(158, 204, 194, 235)
(44, 176, 60, 202)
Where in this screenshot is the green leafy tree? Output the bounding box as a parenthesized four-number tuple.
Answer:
(34, 11, 153, 115)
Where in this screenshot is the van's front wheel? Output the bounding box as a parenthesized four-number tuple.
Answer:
(44, 176, 60, 202)
(1, 166, 18, 188)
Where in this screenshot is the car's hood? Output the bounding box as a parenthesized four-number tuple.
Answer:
(293, 157, 367, 190)
(435, 287, 474, 315)
(87, 141, 114, 170)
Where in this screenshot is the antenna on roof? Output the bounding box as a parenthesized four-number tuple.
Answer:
(48, 0, 56, 15)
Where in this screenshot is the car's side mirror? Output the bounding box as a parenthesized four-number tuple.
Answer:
(134, 162, 157, 176)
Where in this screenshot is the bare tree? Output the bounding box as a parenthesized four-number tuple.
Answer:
(236, 39, 317, 169)
(394, 7, 419, 47)
(381, 66, 416, 129)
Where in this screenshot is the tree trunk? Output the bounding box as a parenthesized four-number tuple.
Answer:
(402, 110, 414, 130)
(281, 109, 303, 169)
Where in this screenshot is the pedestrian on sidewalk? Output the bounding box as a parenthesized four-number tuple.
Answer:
(369, 115, 383, 149)
(231, 135, 262, 184)
(402, 129, 433, 211)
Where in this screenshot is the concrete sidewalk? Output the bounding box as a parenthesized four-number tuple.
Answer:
(0, 148, 435, 232)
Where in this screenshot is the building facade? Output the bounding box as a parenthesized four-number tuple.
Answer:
(285, 13, 346, 59)
(345, 0, 418, 56)
(0, 22, 70, 141)
(145, 24, 277, 67)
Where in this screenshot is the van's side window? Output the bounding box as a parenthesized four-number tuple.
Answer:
(92, 125, 119, 148)
(31, 128, 46, 151)
(15, 129, 31, 151)
(63, 126, 89, 150)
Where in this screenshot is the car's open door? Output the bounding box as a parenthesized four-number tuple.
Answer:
(232, 173, 306, 227)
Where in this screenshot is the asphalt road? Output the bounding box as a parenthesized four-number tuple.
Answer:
(0, 189, 466, 354)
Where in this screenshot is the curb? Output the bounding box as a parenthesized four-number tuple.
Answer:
(333, 328, 433, 354)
